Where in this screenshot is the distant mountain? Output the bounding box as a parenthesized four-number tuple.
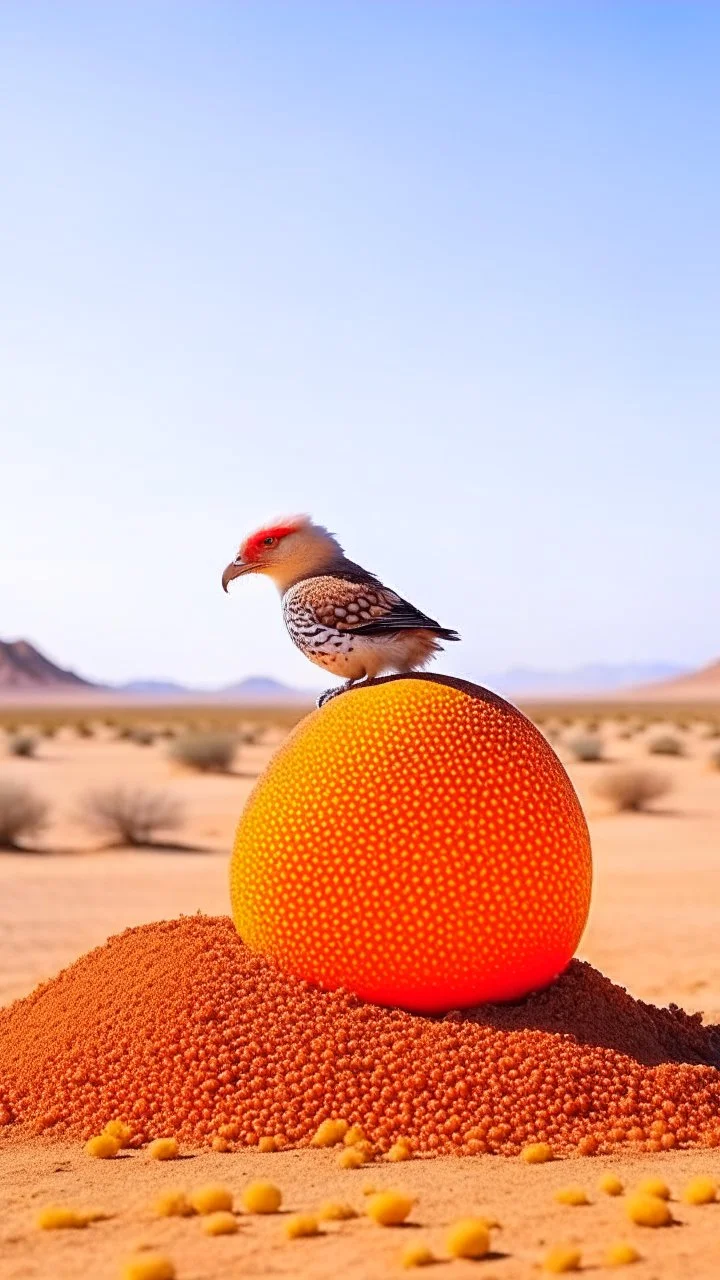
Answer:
(485, 662, 689, 698)
(0, 638, 94, 690)
(628, 657, 720, 701)
(116, 679, 191, 694)
(219, 676, 312, 700)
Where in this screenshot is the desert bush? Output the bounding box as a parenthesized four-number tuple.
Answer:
(169, 731, 237, 773)
(7, 733, 38, 758)
(710, 748, 720, 771)
(79, 786, 184, 846)
(0, 780, 49, 848)
(568, 735, 604, 763)
(593, 766, 672, 813)
(42, 723, 57, 738)
(704, 724, 720, 740)
(648, 733, 684, 757)
(127, 727, 155, 746)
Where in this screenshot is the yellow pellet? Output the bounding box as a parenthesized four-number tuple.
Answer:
(202, 1211, 238, 1235)
(153, 1190, 193, 1218)
(148, 1137, 179, 1161)
(121, 1255, 176, 1280)
(387, 1139, 412, 1162)
(682, 1176, 717, 1205)
(284, 1212, 320, 1238)
(542, 1243, 582, 1272)
(85, 1133, 120, 1159)
(446, 1218, 490, 1259)
(598, 1173, 624, 1197)
(241, 1180, 282, 1214)
(635, 1177, 670, 1201)
(258, 1136, 279, 1153)
(317, 1200, 357, 1221)
(337, 1146, 366, 1169)
(625, 1193, 672, 1227)
(401, 1241, 436, 1267)
(604, 1240, 641, 1266)
(554, 1186, 589, 1206)
(344, 1124, 366, 1146)
(102, 1119, 133, 1147)
(522, 1142, 554, 1164)
(366, 1190, 415, 1226)
(189, 1184, 233, 1215)
(36, 1205, 87, 1230)
(311, 1118, 348, 1147)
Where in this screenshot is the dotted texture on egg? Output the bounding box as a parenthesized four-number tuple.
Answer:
(231, 674, 592, 1010)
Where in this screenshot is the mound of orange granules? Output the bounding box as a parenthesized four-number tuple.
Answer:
(1, 916, 719, 1156)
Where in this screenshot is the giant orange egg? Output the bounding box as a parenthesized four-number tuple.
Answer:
(230, 674, 591, 1012)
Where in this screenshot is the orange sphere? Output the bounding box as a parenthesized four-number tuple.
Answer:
(230, 674, 591, 1012)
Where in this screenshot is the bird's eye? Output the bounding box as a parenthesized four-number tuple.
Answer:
(263, 536, 276, 547)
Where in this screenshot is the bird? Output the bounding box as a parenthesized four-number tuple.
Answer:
(222, 515, 460, 705)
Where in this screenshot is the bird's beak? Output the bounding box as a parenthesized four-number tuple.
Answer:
(222, 559, 256, 592)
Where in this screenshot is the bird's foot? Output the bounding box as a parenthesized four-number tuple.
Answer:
(316, 679, 360, 708)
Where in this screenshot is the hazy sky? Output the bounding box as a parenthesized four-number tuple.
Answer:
(2, 2, 718, 687)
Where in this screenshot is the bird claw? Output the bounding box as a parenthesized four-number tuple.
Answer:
(316, 686, 345, 708)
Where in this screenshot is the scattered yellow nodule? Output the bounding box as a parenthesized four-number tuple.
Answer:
(311, 1118, 348, 1147)
(598, 1173, 624, 1197)
(521, 1142, 553, 1164)
(362, 1183, 377, 1195)
(344, 1124, 366, 1146)
(446, 1218, 491, 1259)
(85, 1133, 121, 1159)
(337, 1147, 366, 1169)
(682, 1176, 717, 1205)
(604, 1240, 641, 1267)
(36, 1205, 88, 1230)
(366, 1190, 415, 1226)
(120, 1254, 176, 1280)
(387, 1139, 412, 1162)
(554, 1186, 589, 1207)
(625, 1193, 672, 1227)
(401, 1241, 436, 1268)
(542, 1243, 582, 1272)
(153, 1190, 193, 1218)
(635, 1177, 670, 1201)
(241, 1181, 282, 1214)
(148, 1138, 179, 1161)
(258, 1136, 279, 1153)
(202, 1211, 238, 1236)
(317, 1200, 357, 1221)
(189, 1184, 234, 1215)
(103, 1119, 133, 1147)
(284, 1212, 321, 1238)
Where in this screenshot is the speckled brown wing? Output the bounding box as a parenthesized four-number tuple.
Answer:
(299, 576, 460, 639)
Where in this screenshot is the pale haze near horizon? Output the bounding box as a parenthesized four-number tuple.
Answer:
(2, 2, 718, 689)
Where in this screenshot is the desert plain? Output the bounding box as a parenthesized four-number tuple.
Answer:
(2, 701, 720, 1278)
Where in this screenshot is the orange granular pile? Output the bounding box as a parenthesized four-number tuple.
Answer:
(1, 916, 720, 1156)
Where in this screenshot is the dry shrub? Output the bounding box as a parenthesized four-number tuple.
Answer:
(79, 786, 184, 846)
(0, 780, 49, 848)
(710, 749, 720, 771)
(648, 733, 684, 757)
(568, 735, 604, 763)
(593, 766, 672, 813)
(7, 733, 38, 758)
(169, 732, 237, 773)
(127, 727, 155, 746)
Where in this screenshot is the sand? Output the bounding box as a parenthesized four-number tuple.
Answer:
(2, 715, 720, 1275)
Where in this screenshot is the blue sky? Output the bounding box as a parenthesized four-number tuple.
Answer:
(2, 2, 718, 687)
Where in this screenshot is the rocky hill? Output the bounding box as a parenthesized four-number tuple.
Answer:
(0, 639, 93, 690)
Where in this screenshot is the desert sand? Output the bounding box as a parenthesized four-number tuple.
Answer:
(2, 714, 720, 1277)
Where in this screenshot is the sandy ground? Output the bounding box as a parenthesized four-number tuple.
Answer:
(2, 715, 720, 1276)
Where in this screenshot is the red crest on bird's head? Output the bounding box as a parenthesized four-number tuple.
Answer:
(239, 515, 309, 563)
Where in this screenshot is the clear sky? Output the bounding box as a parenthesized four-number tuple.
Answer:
(2, 2, 718, 688)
